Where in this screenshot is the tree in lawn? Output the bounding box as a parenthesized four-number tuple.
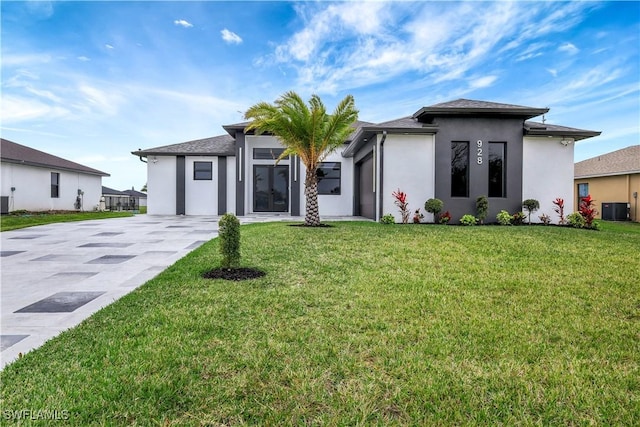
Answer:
(245, 91, 358, 226)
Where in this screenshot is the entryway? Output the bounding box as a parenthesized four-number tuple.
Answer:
(253, 165, 289, 212)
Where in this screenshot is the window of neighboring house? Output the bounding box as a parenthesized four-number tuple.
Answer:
(193, 162, 212, 180)
(253, 148, 289, 160)
(488, 142, 506, 197)
(51, 172, 60, 198)
(317, 162, 341, 195)
(578, 183, 589, 201)
(451, 142, 469, 197)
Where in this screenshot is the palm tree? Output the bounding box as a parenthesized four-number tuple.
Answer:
(244, 91, 358, 226)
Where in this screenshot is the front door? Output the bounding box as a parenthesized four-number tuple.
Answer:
(253, 165, 289, 212)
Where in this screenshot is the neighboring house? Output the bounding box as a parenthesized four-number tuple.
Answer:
(101, 186, 131, 211)
(574, 145, 640, 222)
(1, 138, 109, 214)
(132, 99, 600, 223)
(123, 188, 147, 208)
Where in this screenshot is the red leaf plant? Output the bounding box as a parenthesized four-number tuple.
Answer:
(578, 194, 597, 228)
(392, 189, 410, 224)
(552, 198, 565, 225)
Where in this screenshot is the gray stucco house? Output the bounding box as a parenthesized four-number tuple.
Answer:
(132, 99, 600, 223)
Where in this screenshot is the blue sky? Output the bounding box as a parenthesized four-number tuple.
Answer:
(2, 1, 639, 191)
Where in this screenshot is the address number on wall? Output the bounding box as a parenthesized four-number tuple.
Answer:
(477, 140, 483, 165)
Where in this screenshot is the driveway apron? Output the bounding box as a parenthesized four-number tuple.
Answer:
(0, 215, 230, 369)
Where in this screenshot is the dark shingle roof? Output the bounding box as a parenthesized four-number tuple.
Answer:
(413, 98, 548, 120)
(122, 189, 147, 198)
(102, 186, 128, 195)
(132, 134, 236, 157)
(524, 121, 601, 141)
(575, 145, 640, 178)
(1, 138, 109, 176)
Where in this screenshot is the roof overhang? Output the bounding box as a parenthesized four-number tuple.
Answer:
(413, 106, 549, 121)
(1, 158, 110, 177)
(524, 128, 601, 141)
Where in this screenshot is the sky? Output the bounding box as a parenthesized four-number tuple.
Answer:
(2, 0, 639, 191)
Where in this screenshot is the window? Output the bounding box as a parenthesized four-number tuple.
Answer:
(578, 183, 589, 199)
(488, 142, 506, 197)
(451, 142, 469, 197)
(253, 148, 288, 160)
(193, 162, 212, 180)
(51, 172, 60, 198)
(317, 162, 341, 195)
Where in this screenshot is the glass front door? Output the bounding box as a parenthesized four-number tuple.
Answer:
(253, 165, 289, 212)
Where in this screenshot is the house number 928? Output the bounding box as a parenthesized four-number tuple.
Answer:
(477, 140, 483, 165)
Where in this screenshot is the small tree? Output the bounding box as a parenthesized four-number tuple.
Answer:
(476, 195, 488, 224)
(219, 213, 241, 268)
(424, 198, 443, 223)
(522, 199, 540, 224)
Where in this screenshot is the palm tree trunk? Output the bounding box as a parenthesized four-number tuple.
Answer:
(304, 167, 321, 226)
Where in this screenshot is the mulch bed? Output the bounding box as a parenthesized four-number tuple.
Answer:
(202, 267, 266, 281)
(288, 223, 334, 228)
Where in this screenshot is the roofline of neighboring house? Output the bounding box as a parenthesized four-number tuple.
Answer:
(575, 170, 640, 179)
(342, 126, 439, 158)
(1, 158, 110, 177)
(131, 150, 234, 157)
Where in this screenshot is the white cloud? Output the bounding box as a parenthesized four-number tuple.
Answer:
(558, 42, 579, 54)
(547, 68, 558, 77)
(174, 19, 193, 28)
(105, 44, 114, 50)
(469, 75, 498, 89)
(0, 95, 69, 123)
(77, 56, 90, 62)
(221, 29, 242, 44)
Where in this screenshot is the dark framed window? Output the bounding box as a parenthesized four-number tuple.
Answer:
(488, 142, 506, 197)
(253, 148, 289, 160)
(51, 172, 60, 198)
(317, 162, 341, 195)
(577, 183, 589, 198)
(193, 162, 212, 180)
(451, 142, 469, 197)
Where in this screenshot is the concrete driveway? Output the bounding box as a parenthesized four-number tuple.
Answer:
(0, 214, 294, 369)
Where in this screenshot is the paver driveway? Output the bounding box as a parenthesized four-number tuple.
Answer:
(0, 214, 295, 369)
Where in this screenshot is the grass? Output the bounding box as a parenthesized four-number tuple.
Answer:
(1, 221, 639, 425)
(0, 211, 135, 232)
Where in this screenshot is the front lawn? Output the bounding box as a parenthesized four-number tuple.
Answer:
(1, 222, 638, 424)
(0, 211, 134, 232)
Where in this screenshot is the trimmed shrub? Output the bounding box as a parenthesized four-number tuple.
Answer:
(496, 210, 512, 226)
(424, 198, 443, 223)
(512, 211, 526, 226)
(380, 214, 395, 224)
(522, 199, 540, 224)
(219, 213, 241, 268)
(476, 196, 489, 224)
(459, 214, 478, 226)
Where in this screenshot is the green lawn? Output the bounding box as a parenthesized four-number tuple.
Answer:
(0, 211, 134, 232)
(1, 221, 639, 425)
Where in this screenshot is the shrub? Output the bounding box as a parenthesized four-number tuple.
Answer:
(578, 195, 597, 228)
(553, 198, 566, 225)
(512, 211, 526, 225)
(424, 198, 443, 223)
(459, 214, 478, 226)
(412, 209, 424, 224)
(539, 213, 551, 225)
(219, 213, 241, 268)
(567, 212, 586, 228)
(380, 214, 395, 224)
(439, 210, 451, 224)
(476, 195, 489, 224)
(496, 210, 512, 226)
(522, 199, 540, 224)
(392, 189, 410, 224)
